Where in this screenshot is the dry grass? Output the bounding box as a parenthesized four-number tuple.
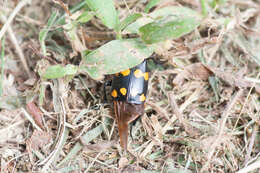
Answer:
(0, 0, 260, 172)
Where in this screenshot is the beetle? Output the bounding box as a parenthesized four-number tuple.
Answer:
(111, 60, 149, 150)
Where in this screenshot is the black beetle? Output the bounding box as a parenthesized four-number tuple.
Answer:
(110, 60, 149, 150)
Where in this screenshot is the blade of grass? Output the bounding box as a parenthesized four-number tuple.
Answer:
(237, 159, 260, 173)
(39, 97, 67, 171)
(39, 83, 46, 106)
(144, 0, 160, 13)
(39, 11, 59, 56)
(208, 76, 219, 102)
(200, 0, 209, 17)
(0, 36, 5, 97)
(78, 76, 97, 102)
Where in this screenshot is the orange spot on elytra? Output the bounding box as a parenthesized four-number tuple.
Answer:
(111, 89, 118, 98)
(120, 69, 130, 76)
(140, 94, 146, 101)
(134, 69, 143, 78)
(120, 88, 127, 96)
(144, 72, 149, 81)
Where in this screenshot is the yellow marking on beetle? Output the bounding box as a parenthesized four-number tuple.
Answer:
(120, 88, 127, 96)
(133, 69, 149, 80)
(140, 94, 146, 102)
(144, 72, 149, 81)
(120, 69, 130, 76)
(111, 89, 118, 98)
(134, 69, 143, 78)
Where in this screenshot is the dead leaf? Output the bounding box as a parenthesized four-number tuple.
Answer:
(0, 109, 24, 144)
(206, 65, 259, 90)
(173, 63, 213, 86)
(168, 92, 201, 137)
(2, 74, 18, 96)
(150, 115, 163, 140)
(26, 102, 45, 130)
(200, 134, 234, 152)
(24, 78, 37, 86)
(119, 157, 129, 169)
(26, 130, 51, 151)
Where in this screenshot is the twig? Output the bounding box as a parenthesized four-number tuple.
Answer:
(244, 125, 258, 166)
(0, 0, 31, 40)
(237, 159, 260, 173)
(85, 152, 102, 172)
(79, 76, 97, 102)
(21, 108, 42, 131)
(201, 89, 244, 172)
(39, 97, 67, 171)
(168, 92, 200, 137)
(0, 15, 31, 77)
(52, 0, 72, 16)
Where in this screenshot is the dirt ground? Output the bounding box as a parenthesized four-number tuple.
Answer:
(0, 0, 260, 172)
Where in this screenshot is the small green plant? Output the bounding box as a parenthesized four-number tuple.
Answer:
(39, 0, 202, 80)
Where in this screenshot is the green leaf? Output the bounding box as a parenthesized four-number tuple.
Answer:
(39, 11, 59, 56)
(80, 38, 154, 80)
(119, 13, 142, 31)
(124, 17, 154, 34)
(124, 6, 201, 34)
(42, 64, 78, 79)
(139, 13, 201, 44)
(85, 0, 119, 30)
(76, 11, 95, 23)
(144, 0, 161, 13)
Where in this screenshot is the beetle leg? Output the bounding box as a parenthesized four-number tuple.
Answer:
(103, 80, 112, 103)
(129, 116, 142, 141)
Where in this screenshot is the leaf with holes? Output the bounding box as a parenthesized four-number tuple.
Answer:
(124, 6, 201, 34)
(139, 12, 201, 44)
(80, 38, 154, 80)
